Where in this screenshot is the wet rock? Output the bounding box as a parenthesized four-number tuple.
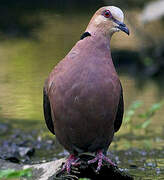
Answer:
(5, 156, 20, 163)
(0, 155, 134, 180)
(58, 150, 69, 157)
(129, 164, 138, 168)
(156, 167, 161, 174)
(0, 155, 133, 180)
(145, 162, 157, 167)
(0, 138, 35, 163)
(18, 147, 35, 157)
(139, 150, 147, 156)
(53, 154, 134, 180)
(0, 123, 9, 135)
(0, 129, 58, 163)
(24, 158, 65, 180)
(0, 159, 22, 170)
(138, 167, 145, 171)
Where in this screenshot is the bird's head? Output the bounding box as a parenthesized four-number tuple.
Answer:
(86, 6, 129, 37)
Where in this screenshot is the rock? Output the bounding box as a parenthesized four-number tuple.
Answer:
(53, 154, 133, 180)
(0, 155, 134, 180)
(5, 156, 20, 163)
(0, 123, 9, 135)
(23, 158, 65, 180)
(0, 141, 35, 163)
(18, 147, 35, 157)
(0, 159, 22, 170)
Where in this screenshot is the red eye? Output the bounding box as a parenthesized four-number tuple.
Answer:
(103, 10, 112, 18)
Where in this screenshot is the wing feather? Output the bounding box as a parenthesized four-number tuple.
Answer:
(43, 81, 55, 135)
(114, 84, 124, 132)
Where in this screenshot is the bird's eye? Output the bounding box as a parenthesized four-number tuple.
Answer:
(103, 10, 112, 18)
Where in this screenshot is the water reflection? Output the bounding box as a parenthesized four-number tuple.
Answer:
(0, 40, 164, 126)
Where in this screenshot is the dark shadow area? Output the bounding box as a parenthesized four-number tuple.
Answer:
(0, 0, 104, 38)
(112, 49, 164, 93)
(112, 48, 164, 78)
(0, 0, 153, 38)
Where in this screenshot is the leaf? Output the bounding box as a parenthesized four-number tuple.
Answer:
(124, 110, 134, 123)
(143, 140, 152, 149)
(135, 124, 143, 129)
(124, 141, 131, 149)
(141, 119, 152, 129)
(143, 57, 154, 66)
(0, 169, 15, 178)
(127, 110, 135, 117)
(0, 168, 32, 178)
(139, 102, 163, 119)
(138, 113, 147, 119)
(149, 103, 163, 113)
(124, 101, 143, 123)
(131, 101, 143, 109)
(135, 119, 152, 129)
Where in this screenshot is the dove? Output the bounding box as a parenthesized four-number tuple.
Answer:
(43, 6, 129, 172)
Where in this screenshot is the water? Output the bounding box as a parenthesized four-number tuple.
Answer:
(0, 2, 164, 179)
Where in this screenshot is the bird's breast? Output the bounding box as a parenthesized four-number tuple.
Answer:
(47, 50, 121, 152)
(50, 60, 120, 119)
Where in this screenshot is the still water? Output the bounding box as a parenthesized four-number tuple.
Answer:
(0, 8, 164, 179)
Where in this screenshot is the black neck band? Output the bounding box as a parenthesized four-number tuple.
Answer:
(80, 32, 91, 40)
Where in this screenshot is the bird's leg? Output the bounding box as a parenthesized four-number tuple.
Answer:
(61, 154, 81, 173)
(88, 150, 116, 172)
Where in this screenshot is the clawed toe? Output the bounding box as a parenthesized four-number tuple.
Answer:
(88, 150, 116, 172)
(62, 155, 81, 173)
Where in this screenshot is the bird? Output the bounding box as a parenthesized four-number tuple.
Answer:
(43, 6, 129, 173)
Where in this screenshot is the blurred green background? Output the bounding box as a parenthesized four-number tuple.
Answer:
(0, 0, 164, 179)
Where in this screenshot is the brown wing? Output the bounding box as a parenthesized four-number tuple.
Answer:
(114, 84, 124, 132)
(43, 81, 55, 135)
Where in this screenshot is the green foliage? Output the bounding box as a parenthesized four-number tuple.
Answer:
(138, 102, 163, 119)
(121, 101, 163, 149)
(124, 101, 163, 133)
(136, 102, 163, 131)
(79, 178, 90, 180)
(124, 100, 143, 123)
(135, 119, 152, 129)
(0, 168, 32, 179)
(143, 139, 152, 149)
(143, 57, 154, 66)
(124, 100, 143, 132)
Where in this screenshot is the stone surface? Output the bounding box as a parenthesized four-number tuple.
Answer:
(23, 158, 65, 180)
(0, 155, 133, 180)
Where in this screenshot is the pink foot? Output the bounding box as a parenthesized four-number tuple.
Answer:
(88, 150, 116, 172)
(62, 154, 81, 173)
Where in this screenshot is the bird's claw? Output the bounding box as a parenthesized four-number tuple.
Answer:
(61, 155, 81, 173)
(88, 150, 116, 172)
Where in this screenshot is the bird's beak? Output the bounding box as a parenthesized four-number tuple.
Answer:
(113, 18, 130, 35)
